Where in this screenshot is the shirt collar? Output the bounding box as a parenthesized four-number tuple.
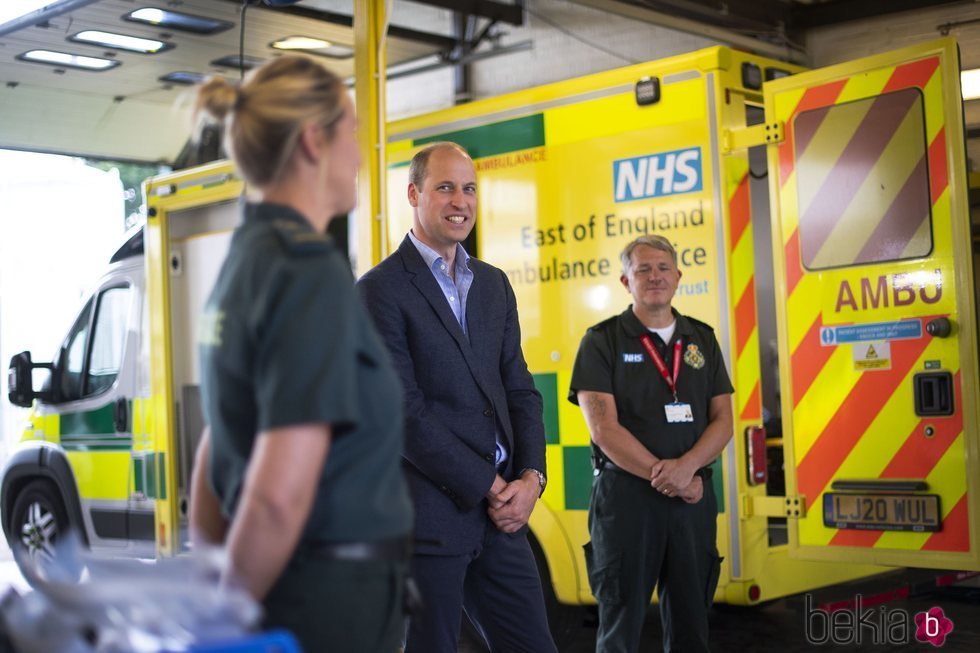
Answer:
(621, 305, 694, 339)
(244, 201, 312, 230)
(408, 229, 471, 275)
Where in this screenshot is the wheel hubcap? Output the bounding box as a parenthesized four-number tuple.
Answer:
(19, 501, 57, 564)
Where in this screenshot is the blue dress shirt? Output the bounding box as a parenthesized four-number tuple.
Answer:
(408, 229, 508, 468)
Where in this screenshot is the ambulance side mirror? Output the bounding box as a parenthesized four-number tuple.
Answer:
(7, 351, 53, 408)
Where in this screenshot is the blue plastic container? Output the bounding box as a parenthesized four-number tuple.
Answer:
(184, 630, 301, 652)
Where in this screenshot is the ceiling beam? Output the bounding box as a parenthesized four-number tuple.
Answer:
(216, 0, 456, 50)
(792, 0, 971, 30)
(623, 0, 790, 33)
(408, 0, 524, 26)
(706, 0, 792, 28)
(567, 0, 805, 63)
(0, 0, 98, 37)
(386, 40, 534, 81)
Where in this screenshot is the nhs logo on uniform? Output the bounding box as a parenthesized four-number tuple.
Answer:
(623, 353, 644, 363)
(613, 147, 703, 202)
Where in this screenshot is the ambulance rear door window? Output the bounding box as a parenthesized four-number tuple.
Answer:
(793, 87, 933, 270)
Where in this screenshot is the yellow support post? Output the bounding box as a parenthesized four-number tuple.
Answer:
(354, 0, 388, 275)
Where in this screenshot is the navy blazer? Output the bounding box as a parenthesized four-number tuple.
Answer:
(357, 235, 546, 555)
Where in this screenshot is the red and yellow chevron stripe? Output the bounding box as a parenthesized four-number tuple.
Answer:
(728, 160, 762, 424)
(773, 54, 968, 553)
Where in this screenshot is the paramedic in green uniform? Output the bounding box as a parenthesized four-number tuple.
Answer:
(188, 56, 412, 653)
(569, 234, 734, 653)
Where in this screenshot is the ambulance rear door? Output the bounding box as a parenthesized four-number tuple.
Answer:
(764, 38, 980, 570)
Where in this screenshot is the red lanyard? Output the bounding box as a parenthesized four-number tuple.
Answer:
(640, 335, 682, 402)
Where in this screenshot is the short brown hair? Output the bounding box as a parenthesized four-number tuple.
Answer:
(408, 142, 470, 189)
(620, 235, 678, 273)
(194, 56, 346, 187)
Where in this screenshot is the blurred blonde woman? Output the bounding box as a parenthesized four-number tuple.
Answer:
(189, 56, 412, 653)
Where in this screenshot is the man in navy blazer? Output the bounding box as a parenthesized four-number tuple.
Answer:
(357, 142, 556, 652)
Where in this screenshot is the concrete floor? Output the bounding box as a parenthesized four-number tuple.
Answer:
(3, 540, 978, 652)
(460, 571, 980, 652)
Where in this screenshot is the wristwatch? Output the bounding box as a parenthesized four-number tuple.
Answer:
(521, 468, 547, 496)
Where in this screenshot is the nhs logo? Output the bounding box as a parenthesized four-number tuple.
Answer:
(613, 147, 703, 202)
(623, 353, 644, 363)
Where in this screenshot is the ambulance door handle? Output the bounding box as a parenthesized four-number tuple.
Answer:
(113, 397, 128, 433)
(913, 372, 954, 416)
(831, 479, 928, 492)
(925, 317, 951, 338)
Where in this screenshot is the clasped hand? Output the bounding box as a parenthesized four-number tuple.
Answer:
(486, 473, 538, 533)
(650, 458, 703, 504)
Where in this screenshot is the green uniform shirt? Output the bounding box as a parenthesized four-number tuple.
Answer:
(568, 306, 734, 461)
(199, 202, 412, 543)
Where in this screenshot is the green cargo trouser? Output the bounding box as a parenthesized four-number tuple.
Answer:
(263, 551, 408, 653)
(585, 469, 722, 653)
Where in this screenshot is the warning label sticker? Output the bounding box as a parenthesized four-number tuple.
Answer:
(820, 319, 922, 346)
(853, 340, 891, 371)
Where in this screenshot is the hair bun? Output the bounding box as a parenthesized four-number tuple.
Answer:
(195, 76, 238, 123)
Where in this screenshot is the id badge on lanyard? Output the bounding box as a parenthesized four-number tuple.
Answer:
(639, 334, 694, 423)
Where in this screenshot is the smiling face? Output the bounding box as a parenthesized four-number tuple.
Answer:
(621, 244, 682, 312)
(408, 146, 477, 257)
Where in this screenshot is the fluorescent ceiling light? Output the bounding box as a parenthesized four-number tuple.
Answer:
(70, 30, 172, 54)
(272, 36, 332, 50)
(211, 54, 265, 71)
(313, 44, 353, 59)
(271, 35, 353, 59)
(18, 49, 119, 71)
(125, 7, 233, 35)
(159, 71, 207, 85)
(963, 68, 980, 101)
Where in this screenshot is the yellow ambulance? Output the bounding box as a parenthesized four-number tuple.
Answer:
(3, 37, 977, 632)
(3, 164, 243, 561)
(382, 36, 980, 623)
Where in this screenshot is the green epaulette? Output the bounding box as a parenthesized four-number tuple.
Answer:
(588, 313, 620, 333)
(270, 218, 333, 255)
(684, 314, 716, 333)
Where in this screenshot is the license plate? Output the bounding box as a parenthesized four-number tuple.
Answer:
(823, 493, 941, 532)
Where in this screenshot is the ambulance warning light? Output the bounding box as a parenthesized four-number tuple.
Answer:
(741, 62, 762, 90)
(634, 77, 660, 106)
(765, 67, 792, 82)
(746, 425, 767, 485)
(925, 317, 951, 338)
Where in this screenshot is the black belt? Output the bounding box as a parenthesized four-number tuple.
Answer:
(598, 459, 713, 480)
(306, 536, 411, 562)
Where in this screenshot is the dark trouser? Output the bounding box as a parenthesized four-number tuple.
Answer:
(586, 469, 721, 653)
(405, 526, 557, 653)
(263, 552, 407, 653)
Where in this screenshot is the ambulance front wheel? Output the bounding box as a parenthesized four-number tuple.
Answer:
(8, 479, 71, 570)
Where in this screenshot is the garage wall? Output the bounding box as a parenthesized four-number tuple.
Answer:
(387, 1, 979, 172)
(805, 2, 980, 169)
(387, 0, 719, 120)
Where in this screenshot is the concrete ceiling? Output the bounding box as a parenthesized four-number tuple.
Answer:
(0, 0, 450, 164)
(0, 1, 976, 164)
